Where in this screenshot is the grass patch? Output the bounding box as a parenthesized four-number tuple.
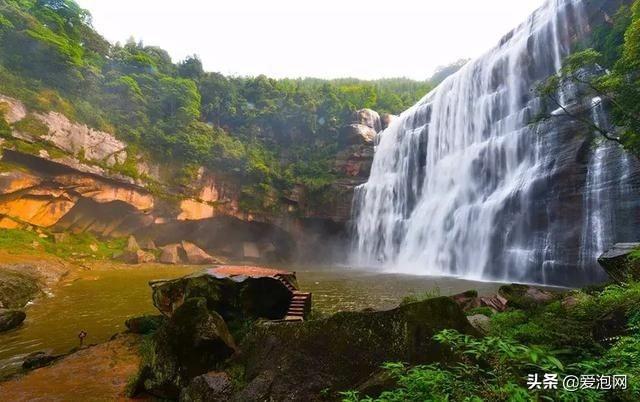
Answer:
(0, 228, 126, 260)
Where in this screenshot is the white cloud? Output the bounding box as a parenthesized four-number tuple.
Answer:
(76, 0, 544, 80)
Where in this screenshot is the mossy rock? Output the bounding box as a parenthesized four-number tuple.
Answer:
(497, 284, 555, 310)
(125, 315, 164, 334)
(0, 308, 26, 332)
(137, 297, 236, 399)
(235, 297, 478, 401)
(597, 243, 640, 283)
(22, 351, 61, 370)
(150, 272, 291, 323)
(0, 269, 40, 309)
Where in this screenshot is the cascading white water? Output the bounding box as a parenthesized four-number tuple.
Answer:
(580, 96, 634, 266)
(350, 0, 640, 286)
(580, 97, 611, 266)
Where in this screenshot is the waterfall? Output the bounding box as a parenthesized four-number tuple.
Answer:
(350, 0, 640, 286)
(580, 97, 634, 267)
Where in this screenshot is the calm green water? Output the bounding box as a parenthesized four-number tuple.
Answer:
(296, 266, 501, 314)
(0, 264, 500, 377)
(0, 265, 202, 377)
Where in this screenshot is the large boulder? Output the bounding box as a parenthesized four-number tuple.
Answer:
(181, 371, 233, 402)
(597, 243, 640, 283)
(150, 269, 293, 322)
(340, 124, 377, 145)
(0, 268, 41, 309)
(450, 290, 479, 311)
(467, 314, 491, 334)
(123, 249, 156, 264)
(126, 235, 140, 252)
(138, 297, 236, 398)
(180, 241, 220, 265)
(0, 308, 26, 332)
(498, 284, 555, 309)
(120, 236, 155, 264)
(159, 244, 181, 264)
(352, 109, 382, 132)
(236, 297, 478, 401)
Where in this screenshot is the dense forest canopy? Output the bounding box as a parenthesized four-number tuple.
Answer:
(0, 0, 452, 210)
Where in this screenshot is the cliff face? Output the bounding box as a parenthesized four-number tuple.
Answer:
(0, 95, 376, 262)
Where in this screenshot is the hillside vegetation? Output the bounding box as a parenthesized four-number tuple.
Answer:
(0, 0, 445, 208)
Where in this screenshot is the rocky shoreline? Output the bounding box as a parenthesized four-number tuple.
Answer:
(0, 243, 637, 400)
(0, 244, 633, 400)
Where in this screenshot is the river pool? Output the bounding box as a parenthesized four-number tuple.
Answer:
(0, 264, 501, 377)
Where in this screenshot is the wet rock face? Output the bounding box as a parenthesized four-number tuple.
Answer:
(597, 243, 640, 283)
(237, 297, 477, 401)
(150, 271, 292, 322)
(0, 308, 26, 332)
(334, 144, 374, 178)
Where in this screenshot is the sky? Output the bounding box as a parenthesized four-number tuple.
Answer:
(75, 0, 545, 80)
